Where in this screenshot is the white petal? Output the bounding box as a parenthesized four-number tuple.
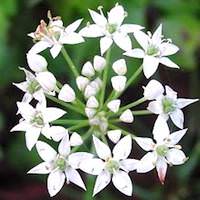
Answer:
(124, 48, 145, 58)
(156, 157, 167, 184)
(168, 129, 187, 145)
(65, 168, 86, 190)
(25, 127, 41, 151)
(100, 36, 113, 55)
(10, 121, 29, 132)
(107, 99, 121, 113)
(58, 135, 70, 156)
(165, 85, 177, 100)
(93, 55, 106, 72)
(93, 170, 111, 196)
(113, 33, 132, 52)
(36, 71, 56, 92)
(134, 31, 149, 50)
(111, 75, 127, 92)
(120, 24, 144, 33)
(93, 135, 111, 160)
(112, 59, 127, 75)
(170, 109, 184, 129)
(29, 41, 51, 54)
(76, 76, 90, 91)
(143, 55, 159, 79)
(160, 57, 179, 68)
(166, 149, 187, 165)
(85, 107, 96, 118)
(28, 162, 52, 174)
(152, 24, 162, 44)
(22, 93, 33, 103)
(134, 137, 155, 151)
(108, 5, 125, 26)
(160, 43, 179, 56)
(47, 126, 68, 142)
(47, 170, 65, 197)
(42, 107, 66, 122)
(27, 53, 48, 73)
(65, 19, 83, 33)
(147, 100, 163, 114)
(113, 135, 132, 160)
(58, 84, 76, 102)
(137, 152, 156, 173)
(36, 141, 57, 161)
(86, 96, 99, 108)
(107, 130, 121, 143)
(120, 109, 134, 123)
(153, 116, 170, 143)
(89, 9, 107, 26)
(176, 98, 199, 109)
(13, 81, 28, 92)
(81, 61, 95, 77)
(79, 158, 105, 175)
(79, 25, 104, 37)
(112, 170, 132, 196)
(70, 132, 83, 146)
(50, 44, 62, 59)
(120, 159, 139, 172)
(17, 102, 35, 120)
(60, 32, 84, 44)
(68, 152, 94, 169)
(143, 79, 164, 100)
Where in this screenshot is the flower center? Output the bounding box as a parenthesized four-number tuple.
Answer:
(28, 80, 41, 94)
(147, 44, 159, 56)
(162, 97, 176, 114)
(106, 23, 118, 34)
(156, 145, 169, 156)
(105, 158, 119, 173)
(31, 111, 44, 128)
(55, 157, 67, 171)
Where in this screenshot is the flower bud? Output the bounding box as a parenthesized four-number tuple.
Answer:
(84, 84, 97, 99)
(107, 99, 121, 113)
(81, 61, 95, 77)
(76, 76, 90, 91)
(111, 75, 127, 92)
(90, 77, 102, 91)
(86, 96, 99, 108)
(107, 130, 121, 143)
(85, 107, 96, 118)
(70, 132, 83, 146)
(112, 59, 127, 75)
(27, 53, 47, 72)
(36, 71, 56, 92)
(58, 84, 76, 102)
(120, 109, 134, 123)
(93, 55, 106, 72)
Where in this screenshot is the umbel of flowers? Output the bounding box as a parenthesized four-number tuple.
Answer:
(11, 4, 198, 197)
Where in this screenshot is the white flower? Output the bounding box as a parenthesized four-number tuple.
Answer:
(120, 109, 134, 123)
(58, 84, 76, 102)
(107, 99, 121, 113)
(144, 80, 199, 129)
(80, 135, 138, 196)
(107, 130, 122, 143)
(28, 15, 84, 58)
(135, 116, 188, 184)
(11, 102, 66, 150)
(76, 76, 90, 91)
(27, 53, 48, 72)
(111, 75, 127, 92)
(79, 4, 143, 55)
(93, 55, 106, 72)
(13, 68, 46, 104)
(112, 59, 127, 75)
(124, 24, 179, 78)
(28, 136, 93, 197)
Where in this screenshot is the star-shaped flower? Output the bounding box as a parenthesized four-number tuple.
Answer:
(135, 116, 188, 184)
(80, 135, 138, 196)
(79, 4, 143, 55)
(11, 102, 66, 150)
(143, 79, 199, 129)
(28, 136, 93, 197)
(124, 24, 180, 78)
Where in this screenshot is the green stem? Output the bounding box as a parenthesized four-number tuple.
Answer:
(99, 49, 111, 108)
(132, 110, 153, 115)
(46, 94, 85, 116)
(68, 121, 89, 131)
(61, 47, 79, 77)
(52, 119, 88, 125)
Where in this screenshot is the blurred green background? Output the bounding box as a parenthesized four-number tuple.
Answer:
(0, 0, 200, 199)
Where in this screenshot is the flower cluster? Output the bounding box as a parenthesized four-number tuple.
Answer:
(11, 4, 198, 197)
